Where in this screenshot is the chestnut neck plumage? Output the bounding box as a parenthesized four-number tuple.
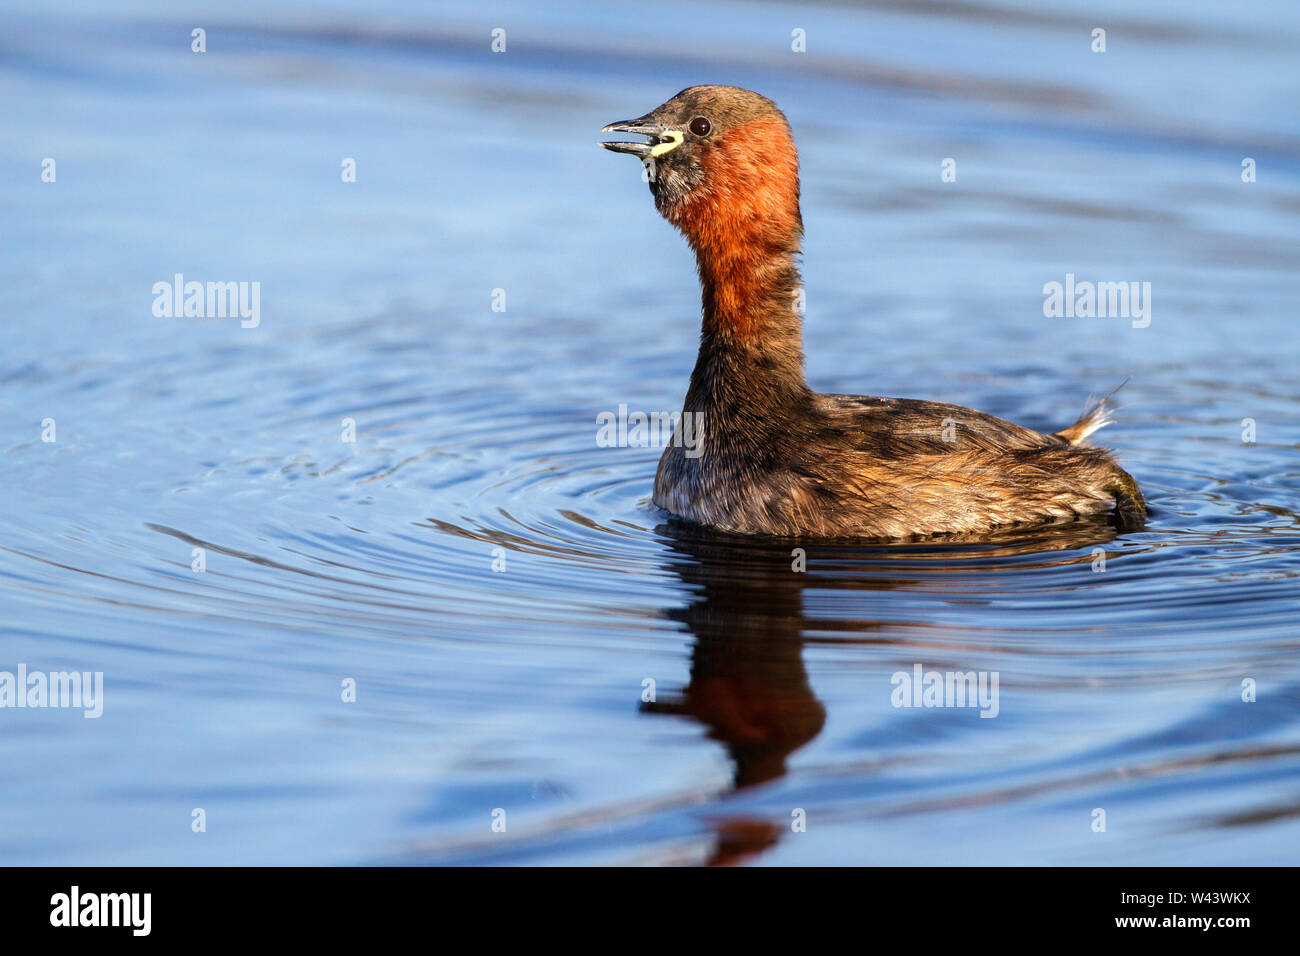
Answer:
(670, 117, 813, 422)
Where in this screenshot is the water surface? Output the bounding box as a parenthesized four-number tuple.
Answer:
(1, 0, 1299, 865)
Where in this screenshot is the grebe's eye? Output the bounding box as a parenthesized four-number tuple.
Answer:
(689, 116, 712, 137)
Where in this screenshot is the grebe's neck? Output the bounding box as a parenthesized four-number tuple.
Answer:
(681, 201, 811, 419)
(681, 238, 812, 424)
(695, 239, 805, 356)
(666, 115, 812, 411)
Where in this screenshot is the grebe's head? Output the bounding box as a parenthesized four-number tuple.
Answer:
(601, 86, 801, 246)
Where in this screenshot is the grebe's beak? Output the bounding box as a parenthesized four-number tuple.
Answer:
(600, 120, 685, 158)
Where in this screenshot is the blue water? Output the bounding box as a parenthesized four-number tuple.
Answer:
(1, 0, 1298, 865)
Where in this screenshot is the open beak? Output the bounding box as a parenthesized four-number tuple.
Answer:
(600, 119, 684, 158)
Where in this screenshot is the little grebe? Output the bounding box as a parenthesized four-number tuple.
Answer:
(601, 86, 1146, 538)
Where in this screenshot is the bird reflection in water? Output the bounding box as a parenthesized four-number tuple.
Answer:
(645, 516, 1122, 865)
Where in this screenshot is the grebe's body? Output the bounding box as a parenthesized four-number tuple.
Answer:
(654, 386, 1144, 538)
(602, 86, 1144, 538)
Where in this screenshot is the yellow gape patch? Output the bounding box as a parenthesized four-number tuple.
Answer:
(648, 130, 685, 157)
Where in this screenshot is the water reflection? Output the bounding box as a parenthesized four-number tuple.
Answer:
(647, 517, 1124, 864)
